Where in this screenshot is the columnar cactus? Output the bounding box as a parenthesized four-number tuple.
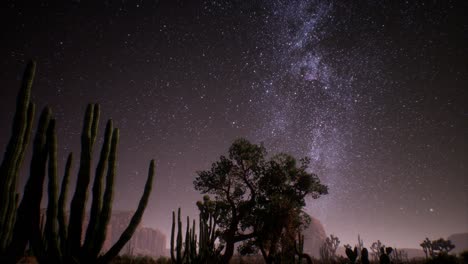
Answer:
(0, 62, 156, 264)
(58, 153, 73, 254)
(32, 106, 155, 264)
(0, 61, 36, 261)
(7, 107, 51, 264)
(171, 208, 184, 264)
(196, 195, 221, 261)
(170, 202, 222, 264)
(68, 104, 100, 255)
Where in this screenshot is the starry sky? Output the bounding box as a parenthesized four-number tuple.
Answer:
(1, 0, 467, 249)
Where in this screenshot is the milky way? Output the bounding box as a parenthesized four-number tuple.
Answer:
(249, 0, 387, 229)
(0, 0, 467, 249)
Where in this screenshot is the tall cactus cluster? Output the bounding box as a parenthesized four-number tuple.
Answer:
(170, 196, 222, 264)
(0, 61, 155, 264)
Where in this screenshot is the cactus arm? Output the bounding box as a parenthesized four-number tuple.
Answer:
(90, 104, 100, 145)
(4, 194, 19, 248)
(0, 61, 35, 251)
(67, 104, 97, 254)
(83, 120, 113, 252)
(0, 61, 35, 221)
(7, 107, 51, 262)
(184, 216, 190, 261)
(11, 102, 35, 190)
(97, 159, 154, 264)
(171, 211, 176, 262)
(91, 128, 119, 259)
(58, 153, 72, 253)
(177, 208, 182, 264)
(4, 103, 36, 248)
(44, 119, 61, 261)
(191, 219, 196, 261)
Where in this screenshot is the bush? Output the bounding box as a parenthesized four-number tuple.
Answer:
(460, 250, 468, 264)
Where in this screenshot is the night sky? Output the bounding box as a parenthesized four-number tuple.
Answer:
(1, 0, 467, 249)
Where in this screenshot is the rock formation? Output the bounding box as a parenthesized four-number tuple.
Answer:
(40, 209, 166, 257)
(302, 217, 327, 257)
(103, 211, 166, 257)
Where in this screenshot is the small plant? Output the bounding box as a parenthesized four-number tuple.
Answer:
(319, 234, 340, 263)
(344, 245, 358, 264)
(390, 248, 408, 264)
(379, 246, 393, 264)
(370, 240, 384, 262)
(361, 248, 370, 264)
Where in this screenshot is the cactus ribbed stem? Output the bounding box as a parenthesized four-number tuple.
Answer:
(83, 120, 113, 253)
(171, 211, 176, 262)
(44, 119, 60, 262)
(92, 128, 119, 258)
(0, 61, 35, 223)
(8, 107, 51, 263)
(68, 104, 98, 254)
(185, 216, 190, 261)
(58, 153, 72, 253)
(0, 61, 36, 257)
(177, 208, 182, 263)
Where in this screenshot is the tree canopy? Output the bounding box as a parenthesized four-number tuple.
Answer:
(193, 138, 328, 263)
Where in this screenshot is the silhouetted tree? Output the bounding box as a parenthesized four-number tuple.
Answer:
(420, 237, 455, 258)
(320, 234, 340, 262)
(249, 154, 327, 263)
(193, 138, 328, 264)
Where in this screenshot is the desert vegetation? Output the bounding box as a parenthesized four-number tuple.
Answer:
(167, 139, 328, 264)
(2, 63, 467, 264)
(0, 62, 155, 264)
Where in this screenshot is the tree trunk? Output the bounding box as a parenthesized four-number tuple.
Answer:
(220, 241, 234, 263)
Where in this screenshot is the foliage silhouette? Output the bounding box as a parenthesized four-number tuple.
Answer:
(319, 234, 340, 262)
(420, 237, 456, 259)
(194, 138, 328, 263)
